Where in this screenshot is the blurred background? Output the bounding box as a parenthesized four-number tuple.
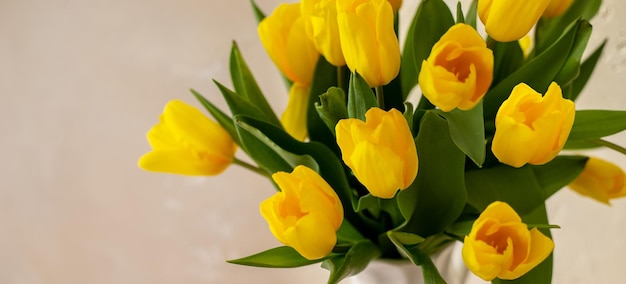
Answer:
(1, 0, 625, 283)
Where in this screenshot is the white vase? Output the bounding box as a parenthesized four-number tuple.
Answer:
(344, 242, 470, 284)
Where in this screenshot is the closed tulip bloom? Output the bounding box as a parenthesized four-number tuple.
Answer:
(492, 82, 575, 168)
(336, 0, 401, 87)
(281, 83, 311, 141)
(418, 23, 494, 112)
(543, 0, 573, 18)
(462, 201, 554, 281)
(301, 0, 345, 66)
(335, 108, 418, 198)
(138, 100, 236, 176)
(260, 165, 343, 260)
(569, 157, 626, 205)
(259, 3, 319, 85)
(478, 0, 550, 42)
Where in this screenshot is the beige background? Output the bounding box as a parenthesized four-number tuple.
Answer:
(1, 0, 626, 283)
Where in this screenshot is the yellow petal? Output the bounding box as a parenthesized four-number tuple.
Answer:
(569, 157, 626, 204)
(138, 100, 236, 176)
(479, 0, 550, 42)
(281, 83, 311, 141)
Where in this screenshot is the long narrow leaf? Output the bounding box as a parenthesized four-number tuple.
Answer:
(229, 42, 281, 126)
(228, 246, 323, 268)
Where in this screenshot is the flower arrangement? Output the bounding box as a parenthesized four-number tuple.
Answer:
(139, 0, 626, 283)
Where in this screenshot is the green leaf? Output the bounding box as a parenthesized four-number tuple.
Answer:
(398, 112, 466, 237)
(387, 233, 445, 284)
(229, 42, 281, 126)
(248, 0, 265, 23)
(465, 165, 546, 215)
(228, 246, 324, 268)
(355, 194, 380, 214)
(553, 21, 592, 87)
(315, 87, 348, 135)
(483, 20, 592, 120)
(400, 0, 455, 98)
(190, 89, 243, 147)
(530, 155, 588, 198)
(535, 0, 602, 53)
(336, 220, 365, 244)
(387, 231, 425, 246)
(491, 40, 525, 87)
(307, 57, 339, 151)
(568, 110, 626, 141)
(214, 80, 271, 123)
(438, 102, 486, 167)
(446, 219, 475, 239)
(455, 2, 464, 24)
(322, 241, 382, 284)
(563, 139, 601, 150)
(571, 41, 606, 101)
(465, 0, 478, 28)
(235, 116, 319, 175)
(347, 72, 377, 120)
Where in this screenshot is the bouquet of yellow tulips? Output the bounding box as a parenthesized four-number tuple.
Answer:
(139, 0, 626, 283)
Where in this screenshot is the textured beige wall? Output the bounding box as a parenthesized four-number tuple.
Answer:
(1, 0, 625, 283)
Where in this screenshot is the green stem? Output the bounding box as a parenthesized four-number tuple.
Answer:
(588, 138, 626, 156)
(232, 158, 270, 178)
(375, 85, 385, 109)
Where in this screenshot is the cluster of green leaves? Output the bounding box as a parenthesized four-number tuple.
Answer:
(188, 0, 626, 283)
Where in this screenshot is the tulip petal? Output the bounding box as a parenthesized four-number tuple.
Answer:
(281, 83, 311, 141)
(138, 149, 231, 176)
(351, 141, 404, 198)
(481, 0, 550, 42)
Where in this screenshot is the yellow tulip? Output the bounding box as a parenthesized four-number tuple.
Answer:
(336, 0, 401, 87)
(301, 0, 346, 66)
(418, 23, 494, 112)
(281, 83, 311, 141)
(492, 82, 575, 168)
(138, 100, 236, 176)
(543, 0, 574, 18)
(335, 108, 418, 198)
(569, 157, 626, 205)
(260, 165, 343, 260)
(478, 0, 550, 42)
(462, 201, 554, 281)
(258, 3, 319, 85)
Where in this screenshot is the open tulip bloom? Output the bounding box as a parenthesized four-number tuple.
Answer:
(139, 0, 626, 283)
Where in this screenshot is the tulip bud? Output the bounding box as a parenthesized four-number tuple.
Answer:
(336, 0, 401, 87)
(419, 23, 494, 112)
(260, 165, 343, 260)
(543, 0, 574, 18)
(258, 3, 319, 85)
(462, 201, 554, 281)
(138, 100, 237, 176)
(335, 108, 418, 198)
(492, 82, 575, 168)
(569, 157, 626, 205)
(478, 0, 550, 42)
(301, 0, 346, 66)
(281, 83, 311, 141)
